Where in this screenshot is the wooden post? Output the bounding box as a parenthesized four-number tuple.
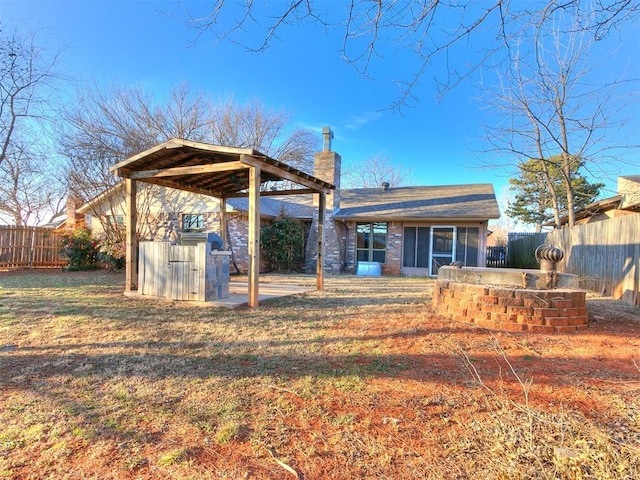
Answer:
(317, 192, 326, 290)
(248, 166, 261, 307)
(220, 197, 228, 249)
(125, 178, 138, 292)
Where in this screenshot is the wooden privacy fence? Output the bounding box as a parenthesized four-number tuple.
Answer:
(545, 215, 640, 306)
(0, 226, 66, 269)
(507, 233, 548, 269)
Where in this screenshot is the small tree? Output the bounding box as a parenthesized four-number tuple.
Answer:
(260, 216, 305, 272)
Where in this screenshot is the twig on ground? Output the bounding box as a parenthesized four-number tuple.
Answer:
(267, 385, 301, 397)
(265, 446, 302, 479)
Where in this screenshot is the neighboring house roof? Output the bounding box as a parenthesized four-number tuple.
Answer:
(334, 184, 500, 221)
(40, 215, 67, 229)
(551, 195, 624, 226)
(550, 175, 640, 226)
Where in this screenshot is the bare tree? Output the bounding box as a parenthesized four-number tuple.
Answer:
(179, 1, 639, 108)
(0, 26, 64, 225)
(484, 8, 636, 227)
(1, 25, 59, 167)
(341, 153, 411, 188)
(59, 83, 318, 256)
(0, 137, 66, 225)
(208, 97, 317, 173)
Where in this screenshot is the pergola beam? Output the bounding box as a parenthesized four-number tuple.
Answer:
(127, 161, 248, 180)
(225, 188, 318, 198)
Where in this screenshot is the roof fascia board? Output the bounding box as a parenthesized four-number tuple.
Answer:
(333, 215, 496, 222)
(109, 138, 259, 175)
(166, 138, 258, 156)
(76, 182, 125, 214)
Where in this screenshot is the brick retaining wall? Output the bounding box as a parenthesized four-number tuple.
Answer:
(433, 280, 588, 333)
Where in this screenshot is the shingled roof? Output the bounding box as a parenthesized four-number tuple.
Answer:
(231, 183, 500, 221)
(226, 196, 315, 219)
(336, 184, 500, 221)
(78, 182, 499, 223)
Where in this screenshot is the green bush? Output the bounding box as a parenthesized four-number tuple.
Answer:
(260, 216, 305, 272)
(60, 229, 98, 270)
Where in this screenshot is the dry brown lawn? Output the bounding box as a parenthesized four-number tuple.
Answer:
(0, 270, 638, 479)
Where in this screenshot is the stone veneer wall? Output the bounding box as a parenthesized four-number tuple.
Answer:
(433, 280, 589, 333)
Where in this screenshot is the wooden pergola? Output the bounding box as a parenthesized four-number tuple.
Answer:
(109, 138, 335, 307)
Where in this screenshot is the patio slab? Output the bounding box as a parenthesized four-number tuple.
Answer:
(125, 282, 313, 308)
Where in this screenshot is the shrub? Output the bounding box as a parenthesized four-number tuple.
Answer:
(60, 229, 98, 270)
(97, 229, 126, 270)
(260, 216, 306, 272)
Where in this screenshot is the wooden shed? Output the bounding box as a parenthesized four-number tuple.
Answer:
(109, 138, 335, 307)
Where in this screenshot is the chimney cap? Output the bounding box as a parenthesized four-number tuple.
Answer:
(322, 126, 333, 152)
(381, 182, 390, 191)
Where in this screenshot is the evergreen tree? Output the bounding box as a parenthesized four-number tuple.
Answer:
(507, 158, 603, 231)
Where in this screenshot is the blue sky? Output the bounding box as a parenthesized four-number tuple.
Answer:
(3, 0, 639, 212)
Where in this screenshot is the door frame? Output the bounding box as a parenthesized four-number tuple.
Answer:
(428, 225, 456, 276)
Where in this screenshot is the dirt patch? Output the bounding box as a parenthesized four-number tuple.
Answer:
(0, 271, 638, 479)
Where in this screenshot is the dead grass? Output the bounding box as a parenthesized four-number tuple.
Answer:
(0, 270, 638, 479)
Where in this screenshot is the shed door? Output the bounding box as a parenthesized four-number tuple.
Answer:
(167, 245, 199, 301)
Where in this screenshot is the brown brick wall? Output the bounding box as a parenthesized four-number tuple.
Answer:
(433, 280, 588, 333)
(383, 222, 403, 275)
(306, 150, 344, 274)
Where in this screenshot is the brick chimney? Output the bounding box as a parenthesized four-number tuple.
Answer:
(306, 127, 343, 274)
(314, 127, 341, 212)
(65, 195, 85, 230)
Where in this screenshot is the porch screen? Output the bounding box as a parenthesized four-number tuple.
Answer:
(456, 227, 479, 266)
(402, 227, 430, 268)
(403, 226, 480, 268)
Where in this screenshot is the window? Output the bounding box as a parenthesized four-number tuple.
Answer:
(182, 213, 204, 232)
(106, 214, 125, 226)
(356, 222, 387, 263)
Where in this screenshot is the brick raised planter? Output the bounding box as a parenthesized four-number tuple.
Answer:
(432, 279, 589, 333)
